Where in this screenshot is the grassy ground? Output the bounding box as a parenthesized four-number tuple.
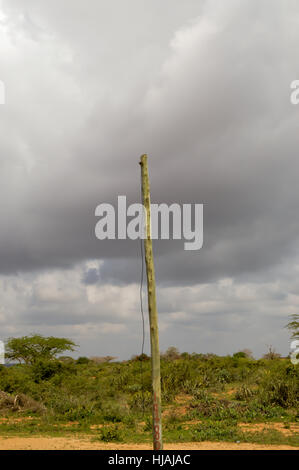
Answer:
(0, 353, 298, 447)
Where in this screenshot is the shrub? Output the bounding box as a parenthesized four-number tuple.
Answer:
(235, 385, 255, 401)
(257, 364, 299, 408)
(98, 425, 123, 442)
(0, 391, 45, 414)
(129, 391, 152, 412)
(233, 352, 247, 359)
(76, 357, 90, 365)
(31, 360, 75, 383)
(191, 421, 241, 442)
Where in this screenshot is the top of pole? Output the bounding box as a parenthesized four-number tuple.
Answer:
(139, 154, 148, 166)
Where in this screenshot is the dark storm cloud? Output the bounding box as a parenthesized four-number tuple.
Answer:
(0, 0, 298, 287)
(0, 1, 298, 359)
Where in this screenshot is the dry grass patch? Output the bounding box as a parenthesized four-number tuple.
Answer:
(238, 422, 299, 437)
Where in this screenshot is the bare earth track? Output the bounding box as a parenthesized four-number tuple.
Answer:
(0, 436, 297, 450)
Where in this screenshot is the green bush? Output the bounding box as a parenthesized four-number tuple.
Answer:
(98, 425, 123, 442)
(258, 364, 299, 408)
(76, 357, 90, 365)
(191, 420, 241, 442)
(129, 391, 152, 412)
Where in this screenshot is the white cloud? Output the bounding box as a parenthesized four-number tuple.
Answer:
(0, 260, 295, 357)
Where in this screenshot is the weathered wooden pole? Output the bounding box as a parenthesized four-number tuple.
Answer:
(139, 154, 163, 450)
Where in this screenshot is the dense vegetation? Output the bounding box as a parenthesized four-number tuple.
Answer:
(0, 338, 298, 446)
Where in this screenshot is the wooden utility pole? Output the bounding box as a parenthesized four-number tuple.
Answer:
(139, 154, 163, 451)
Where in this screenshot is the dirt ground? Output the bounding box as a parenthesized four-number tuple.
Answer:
(0, 436, 297, 450)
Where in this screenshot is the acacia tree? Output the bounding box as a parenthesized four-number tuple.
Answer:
(89, 356, 117, 363)
(263, 345, 281, 360)
(5, 334, 77, 365)
(286, 314, 299, 340)
(162, 346, 181, 361)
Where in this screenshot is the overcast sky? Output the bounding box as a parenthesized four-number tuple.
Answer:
(0, 0, 298, 359)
